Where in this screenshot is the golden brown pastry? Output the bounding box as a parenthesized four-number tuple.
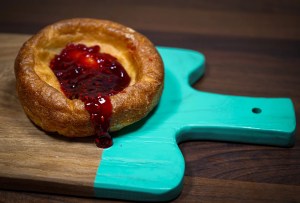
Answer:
(15, 18, 164, 144)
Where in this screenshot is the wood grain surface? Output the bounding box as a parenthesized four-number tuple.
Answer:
(1, 0, 300, 202)
(0, 35, 103, 197)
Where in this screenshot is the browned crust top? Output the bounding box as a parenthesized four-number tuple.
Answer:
(15, 18, 164, 137)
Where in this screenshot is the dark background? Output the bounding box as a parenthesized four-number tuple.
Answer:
(1, 0, 300, 202)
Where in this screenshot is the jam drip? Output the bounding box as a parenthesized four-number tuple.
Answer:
(50, 44, 130, 148)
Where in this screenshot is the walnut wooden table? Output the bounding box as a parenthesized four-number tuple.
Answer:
(1, 1, 300, 202)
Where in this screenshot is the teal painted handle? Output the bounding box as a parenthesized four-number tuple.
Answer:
(176, 91, 296, 146)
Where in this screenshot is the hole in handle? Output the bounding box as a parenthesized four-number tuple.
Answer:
(252, 107, 262, 114)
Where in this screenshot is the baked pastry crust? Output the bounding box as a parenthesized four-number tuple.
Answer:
(15, 18, 164, 137)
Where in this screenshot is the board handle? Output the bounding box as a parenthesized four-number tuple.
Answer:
(176, 91, 296, 147)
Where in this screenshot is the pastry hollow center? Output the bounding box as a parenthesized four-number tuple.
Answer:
(50, 43, 131, 148)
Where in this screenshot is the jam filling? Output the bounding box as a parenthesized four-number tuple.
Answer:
(50, 44, 130, 148)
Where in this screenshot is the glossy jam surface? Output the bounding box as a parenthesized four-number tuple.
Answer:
(50, 44, 131, 148)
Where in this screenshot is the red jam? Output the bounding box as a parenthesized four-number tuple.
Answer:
(50, 44, 130, 148)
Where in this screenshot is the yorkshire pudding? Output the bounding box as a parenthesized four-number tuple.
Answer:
(15, 18, 164, 139)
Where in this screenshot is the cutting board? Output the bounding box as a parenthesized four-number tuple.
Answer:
(0, 34, 296, 201)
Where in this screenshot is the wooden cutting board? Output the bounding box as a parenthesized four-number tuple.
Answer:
(0, 33, 296, 201)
